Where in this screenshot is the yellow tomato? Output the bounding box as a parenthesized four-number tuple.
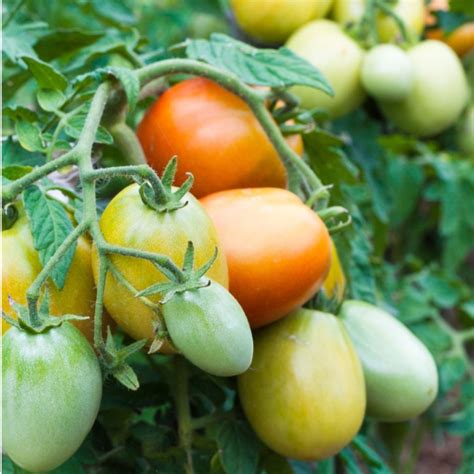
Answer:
(2, 204, 98, 343)
(322, 240, 346, 302)
(230, 0, 334, 44)
(238, 308, 365, 460)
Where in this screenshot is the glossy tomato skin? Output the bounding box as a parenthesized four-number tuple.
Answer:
(2, 205, 98, 342)
(137, 78, 303, 198)
(379, 41, 469, 137)
(230, 0, 333, 44)
(92, 183, 228, 346)
(201, 188, 331, 328)
(163, 281, 253, 376)
(322, 240, 346, 302)
(332, 0, 424, 42)
(340, 300, 439, 422)
(3, 323, 102, 472)
(286, 20, 366, 118)
(361, 44, 413, 102)
(238, 308, 365, 460)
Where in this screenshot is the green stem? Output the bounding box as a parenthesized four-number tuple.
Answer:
(109, 121, 147, 165)
(375, 0, 409, 43)
(173, 356, 194, 474)
(137, 59, 329, 208)
(402, 421, 426, 474)
(93, 248, 108, 347)
(461, 327, 474, 342)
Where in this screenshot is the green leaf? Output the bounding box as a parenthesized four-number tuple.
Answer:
(439, 356, 467, 393)
(37, 88, 66, 111)
(15, 119, 45, 152)
(461, 301, 474, 319)
(2, 165, 33, 181)
(314, 459, 335, 474)
(259, 451, 293, 474)
(104, 66, 140, 111)
(23, 185, 77, 290)
(339, 448, 362, 474)
(2, 138, 45, 167)
(65, 114, 113, 144)
(186, 33, 333, 94)
(410, 321, 452, 354)
(351, 435, 392, 474)
(22, 56, 68, 91)
(2, 22, 48, 63)
(214, 419, 260, 474)
(90, 0, 136, 26)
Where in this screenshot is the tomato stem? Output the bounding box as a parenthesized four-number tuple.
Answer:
(108, 121, 147, 165)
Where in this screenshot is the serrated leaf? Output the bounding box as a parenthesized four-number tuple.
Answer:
(439, 356, 466, 393)
(2, 22, 48, 63)
(104, 67, 139, 110)
(65, 114, 113, 144)
(2, 165, 33, 181)
(2, 138, 45, 166)
(22, 56, 68, 91)
(15, 119, 45, 152)
(186, 34, 333, 93)
(91, 0, 135, 26)
(23, 185, 76, 290)
(37, 88, 66, 112)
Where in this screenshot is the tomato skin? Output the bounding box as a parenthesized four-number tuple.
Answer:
(322, 240, 346, 302)
(332, 0, 425, 42)
(1, 205, 99, 342)
(230, 0, 333, 44)
(92, 183, 228, 346)
(163, 281, 253, 376)
(238, 308, 365, 460)
(286, 20, 366, 118)
(339, 300, 439, 422)
(3, 323, 102, 472)
(379, 40, 469, 137)
(201, 188, 331, 328)
(361, 44, 413, 102)
(137, 78, 302, 198)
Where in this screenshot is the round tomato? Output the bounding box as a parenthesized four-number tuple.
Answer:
(238, 308, 365, 460)
(200, 188, 331, 328)
(163, 281, 253, 376)
(1, 203, 99, 343)
(339, 300, 439, 422)
(286, 20, 366, 118)
(3, 322, 102, 472)
(230, 0, 333, 44)
(137, 78, 303, 198)
(361, 44, 413, 102)
(332, 0, 425, 43)
(379, 40, 469, 137)
(322, 240, 346, 302)
(92, 183, 228, 346)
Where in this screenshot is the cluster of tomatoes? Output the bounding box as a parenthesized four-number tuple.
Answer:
(232, 0, 472, 138)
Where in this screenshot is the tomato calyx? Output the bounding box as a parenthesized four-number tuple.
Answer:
(2, 292, 88, 334)
(136, 241, 217, 304)
(139, 156, 194, 213)
(318, 206, 352, 233)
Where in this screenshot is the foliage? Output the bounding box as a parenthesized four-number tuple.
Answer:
(2, 0, 473, 473)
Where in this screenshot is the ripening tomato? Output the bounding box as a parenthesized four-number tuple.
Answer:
(92, 184, 228, 346)
(379, 40, 469, 137)
(286, 20, 366, 118)
(201, 188, 331, 328)
(340, 300, 439, 422)
(238, 308, 365, 460)
(3, 322, 102, 472)
(361, 44, 413, 102)
(137, 78, 303, 198)
(427, 23, 474, 57)
(1, 203, 99, 342)
(332, 0, 425, 43)
(322, 240, 346, 302)
(230, 0, 334, 44)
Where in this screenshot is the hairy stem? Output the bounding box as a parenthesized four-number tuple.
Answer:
(109, 121, 147, 165)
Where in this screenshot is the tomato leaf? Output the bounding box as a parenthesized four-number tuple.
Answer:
(37, 88, 66, 112)
(65, 114, 113, 144)
(2, 138, 45, 167)
(15, 119, 46, 152)
(22, 56, 68, 91)
(439, 356, 467, 393)
(103, 66, 140, 111)
(186, 33, 333, 94)
(23, 185, 77, 290)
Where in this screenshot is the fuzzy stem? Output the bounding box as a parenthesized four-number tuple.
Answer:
(109, 121, 147, 165)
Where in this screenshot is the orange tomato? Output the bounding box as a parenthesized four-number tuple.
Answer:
(137, 78, 303, 198)
(201, 188, 332, 328)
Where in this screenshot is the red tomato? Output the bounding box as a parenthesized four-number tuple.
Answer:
(201, 188, 331, 328)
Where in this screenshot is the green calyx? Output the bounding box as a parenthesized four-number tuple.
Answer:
(2, 292, 88, 334)
(136, 241, 218, 304)
(2, 203, 19, 230)
(139, 156, 194, 213)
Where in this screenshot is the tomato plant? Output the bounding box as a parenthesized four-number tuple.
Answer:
(201, 188, 331, 328)
(137, 77, 303, 198)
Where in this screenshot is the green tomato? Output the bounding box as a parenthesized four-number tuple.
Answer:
(339, 300, 438, 422)
(361, 44, 413, 102)
(163, 281, 253, 376)
(238, 308, 365, 461)
(230, 0, 334, 44)
(379, 40, 470, 137)
(286, 20, 366, 118)
(3, 323, 102, 472)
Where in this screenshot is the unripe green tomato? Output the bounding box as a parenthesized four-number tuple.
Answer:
(163, 281, 253, 376)
(379, 40, 470, 137)
(339, 300, 439, 423)
(457, 105, 474, 157)
(286, 20, 366, 118)
(238, 308, 365, 460)
(3, 323, 102, 472)
(230, 0, 333, 44)
(332, 0, 425, 43)
(361, 44, 413, 102)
